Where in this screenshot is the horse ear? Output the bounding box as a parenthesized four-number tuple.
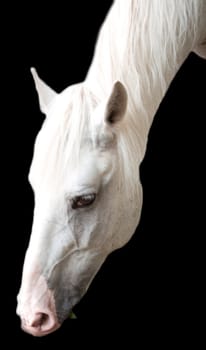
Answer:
(105, 81, 128, 125)
(30, 68, 57, 114)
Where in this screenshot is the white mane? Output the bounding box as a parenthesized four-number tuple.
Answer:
(87, 0, 205, 106)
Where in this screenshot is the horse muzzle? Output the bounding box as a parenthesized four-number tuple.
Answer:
(16, 273, 61, 337)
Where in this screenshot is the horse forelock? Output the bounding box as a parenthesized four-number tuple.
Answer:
(30, 84, 99, 190)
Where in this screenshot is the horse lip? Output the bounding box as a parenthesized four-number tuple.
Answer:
(21, 320, 61, 337)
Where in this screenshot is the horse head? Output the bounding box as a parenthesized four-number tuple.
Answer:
(17, 69, 142, 336)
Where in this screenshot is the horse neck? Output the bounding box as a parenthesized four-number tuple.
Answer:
(86, 0, 206, 161)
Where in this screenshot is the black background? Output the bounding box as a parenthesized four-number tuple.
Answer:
(3, 0, 205, 344)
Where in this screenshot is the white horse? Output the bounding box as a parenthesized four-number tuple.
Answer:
(17, 0, 206, 336)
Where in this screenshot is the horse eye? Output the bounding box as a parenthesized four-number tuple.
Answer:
(71, 194, 96, 209)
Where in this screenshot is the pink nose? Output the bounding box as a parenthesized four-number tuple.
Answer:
(21, 312, 60, 337)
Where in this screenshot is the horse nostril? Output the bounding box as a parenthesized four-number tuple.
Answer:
(21, 311, 60, 336)
(30, 313, 48, 328)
